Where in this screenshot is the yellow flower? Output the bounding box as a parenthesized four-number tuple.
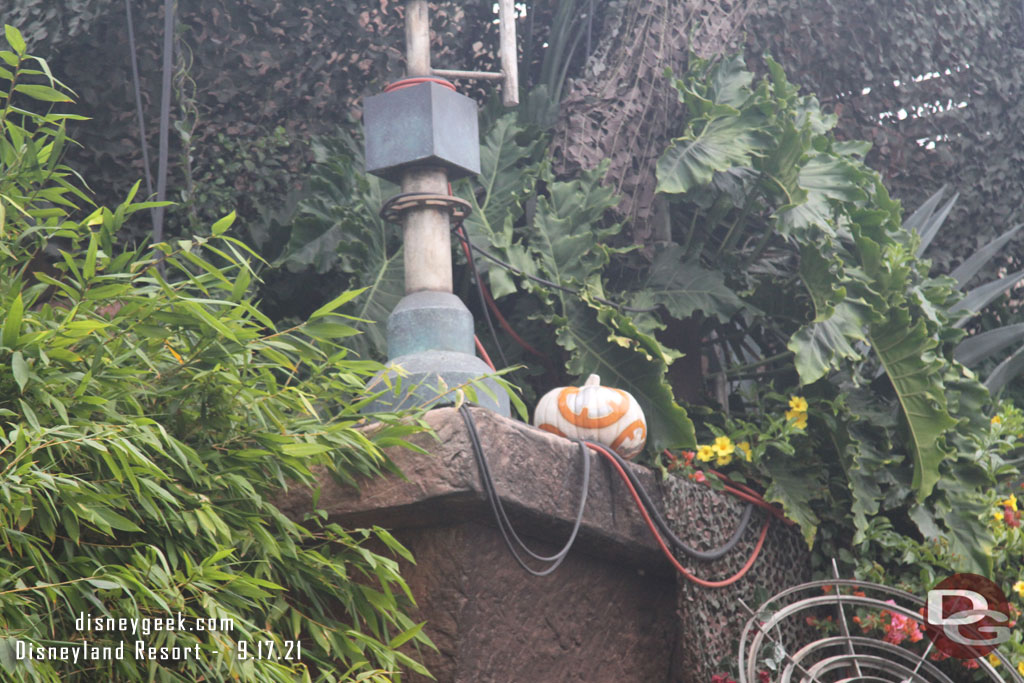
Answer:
(1000, 494, 1018, 511)
(738, 441, 752, 461)
(786, 409, 808, 430)
(715, 451, 733, 467)
(992, 414, 1003, 425)
(989, 653, 1001, 668)
(789, 396, 809, 413)
(711, 436, 735, 456)
(1017, 661, 1024, 676)
(697, 445, 715, 462)
(1013, 580, 1024, 597)
(994, 510, 1005, 522)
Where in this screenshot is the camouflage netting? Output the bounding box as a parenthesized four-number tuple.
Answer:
(744, 0, 1024, 272)
(550, 0, 755, 243)
(4, 0, 1021, 272)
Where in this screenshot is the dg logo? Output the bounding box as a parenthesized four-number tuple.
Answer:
(925, 573, 1012, 659)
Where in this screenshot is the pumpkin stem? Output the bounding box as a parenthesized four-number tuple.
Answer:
(585, 374, 601, 387)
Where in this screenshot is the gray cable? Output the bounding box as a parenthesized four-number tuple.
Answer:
(459, 404, 590, 576)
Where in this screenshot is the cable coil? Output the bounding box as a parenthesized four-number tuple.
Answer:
(459, 404, 590, 576)
(459, 406, 771, 586)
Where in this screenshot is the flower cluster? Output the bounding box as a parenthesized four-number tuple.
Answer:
(881, 601, 924, 645)
(784, 395, 808, 430)
(994, 493, 1021, 528)
(696, 435, 740, 466)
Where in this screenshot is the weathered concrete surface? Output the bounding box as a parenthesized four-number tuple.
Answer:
(277, 406, 671, 569)
(277, 407, 811, 682)
(396, 522, 679, 682)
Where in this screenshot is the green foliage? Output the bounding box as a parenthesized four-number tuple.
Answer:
(0, 28, 432, 682)
(647, 58, 1024, 649)
(744, 0, 1024, 275)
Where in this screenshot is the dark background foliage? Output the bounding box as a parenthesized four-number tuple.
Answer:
(744, 0, 1024, 273)
(3, 0, 1022, 331)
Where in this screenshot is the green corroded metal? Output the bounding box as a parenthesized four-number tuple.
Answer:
(365, 292, 509, 416)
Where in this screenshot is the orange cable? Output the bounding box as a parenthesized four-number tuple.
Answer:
(589, 442, 770, 587)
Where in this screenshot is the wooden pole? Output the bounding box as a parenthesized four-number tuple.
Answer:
(498, 0, 519, 106)
(401, 1, 451, 294)
(405, 0, 431, 77)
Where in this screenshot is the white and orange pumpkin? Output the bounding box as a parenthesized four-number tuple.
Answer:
(533, 374, 647, 459)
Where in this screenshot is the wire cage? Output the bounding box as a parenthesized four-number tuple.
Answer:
(737, 573, 1024, 683)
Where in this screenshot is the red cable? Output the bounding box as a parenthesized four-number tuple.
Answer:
(456, 223, 547, 360)
(383, 77, 456, 93)
(588, 442, 770, 588)
(475, 334, 497, 371)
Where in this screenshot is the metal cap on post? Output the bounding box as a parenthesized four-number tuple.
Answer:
(363, 0, 517, 416)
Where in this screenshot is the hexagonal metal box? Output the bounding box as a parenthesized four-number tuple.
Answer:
(364, 82, 481, 182)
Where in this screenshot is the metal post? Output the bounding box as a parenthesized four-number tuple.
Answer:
(361, 0, 509, 416)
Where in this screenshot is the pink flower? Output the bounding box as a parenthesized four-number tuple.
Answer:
(882, 600, 924, 645)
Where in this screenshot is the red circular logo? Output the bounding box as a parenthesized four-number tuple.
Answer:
(924, 573, 1011, 659)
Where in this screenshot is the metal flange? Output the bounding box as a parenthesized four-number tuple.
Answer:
(380, 192, 472, 224)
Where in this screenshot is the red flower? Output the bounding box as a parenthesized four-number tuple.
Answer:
(682, 450, 695, 465)
(692, 471, 707, 483)
(757, 672, 771, 683)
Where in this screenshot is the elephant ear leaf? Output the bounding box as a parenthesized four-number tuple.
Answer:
(456, 113, 544, 299)
(656, 55, 769, 195)
(521, 170, 695, 451)
(867, 307, 957, 499)
(640, 245, 742, 323)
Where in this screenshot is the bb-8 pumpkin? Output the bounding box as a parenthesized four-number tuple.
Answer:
(533, 374, 647, 459)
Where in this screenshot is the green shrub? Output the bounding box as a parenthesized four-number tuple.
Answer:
(0, 25, 432, 682)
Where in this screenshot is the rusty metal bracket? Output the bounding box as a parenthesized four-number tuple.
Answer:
(380, 192, 472, 224)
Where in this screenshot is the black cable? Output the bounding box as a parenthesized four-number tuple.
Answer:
(456, 222, 509, 369)
(450, 226, 659, 313)
(124, 0, 155, 205)
(592, 441, 755, 561)
(153, 0, 175, 251)
(459, 404, 589, 576)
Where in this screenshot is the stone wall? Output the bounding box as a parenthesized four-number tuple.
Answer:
(277, 407, 812, 682)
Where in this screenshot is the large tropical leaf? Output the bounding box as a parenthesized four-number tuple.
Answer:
(954, 322, 1024, 366)
(555, 301, 695, 450)
(456, 113, 544, 298)
(656, 55, 769, 195)
(519, 169, 696, 450)
(789, 302, 868, 385)
(984, 344, 1024, 394)
(905, 185, 958, 257)
(776, 153, 869, 235)
(949, 268, 1024, 328)
(656, 110, 768, 195)
(789, 244, 867, 384)
(633, 244, 743, 322)
(866, 308, 957, 498)
(762, 462, 822, 547)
